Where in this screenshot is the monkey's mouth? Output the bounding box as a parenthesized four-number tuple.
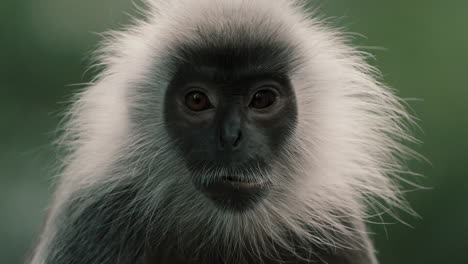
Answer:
(221, 176, 265, 188)
(198, 175, 268, 211)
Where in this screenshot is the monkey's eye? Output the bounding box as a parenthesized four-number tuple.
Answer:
(250, 90, 277, 109)
(185, 91, 211, 111)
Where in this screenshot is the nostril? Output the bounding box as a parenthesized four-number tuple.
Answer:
(233, 130, 242, 147)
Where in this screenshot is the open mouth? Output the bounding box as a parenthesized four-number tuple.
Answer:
(197, 175, 269, 211)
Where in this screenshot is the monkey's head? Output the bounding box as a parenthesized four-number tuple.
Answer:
(122, 1, 312, 214)
(65, 0, 414, 257)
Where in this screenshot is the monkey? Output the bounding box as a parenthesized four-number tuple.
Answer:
(28, 0, 416, 263)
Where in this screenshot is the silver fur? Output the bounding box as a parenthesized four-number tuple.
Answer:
(29, 1, 415, 263)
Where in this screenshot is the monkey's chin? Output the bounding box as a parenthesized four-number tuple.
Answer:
(198, 176, 268, 212)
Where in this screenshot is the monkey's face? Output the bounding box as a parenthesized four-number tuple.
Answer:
(163, 65, 297, 211)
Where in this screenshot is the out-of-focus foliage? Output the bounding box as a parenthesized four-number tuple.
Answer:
(1, 0, 467, 263)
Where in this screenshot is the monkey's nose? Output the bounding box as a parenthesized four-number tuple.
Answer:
(220, 129, 242, 149)
(219, 108, 243, 150)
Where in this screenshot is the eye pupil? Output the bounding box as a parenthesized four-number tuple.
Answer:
(193, 94, 201, 104)
(251, 90, 276, 109)
(185, 91, 210, 111)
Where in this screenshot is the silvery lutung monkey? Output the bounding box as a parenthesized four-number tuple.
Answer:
(29, 0, 416, 263)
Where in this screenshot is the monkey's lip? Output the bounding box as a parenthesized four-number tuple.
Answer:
(198, 175, 268, 211)
(219, 176, 265, 189)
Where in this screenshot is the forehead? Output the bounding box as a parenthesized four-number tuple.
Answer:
(169, 65, 291, 91)
(161, 19, 303, 84)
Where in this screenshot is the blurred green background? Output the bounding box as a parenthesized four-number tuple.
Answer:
(1, 0, 467, 263)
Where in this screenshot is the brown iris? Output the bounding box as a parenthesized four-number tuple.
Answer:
(250, 90, 276, 109)
(185, 91, 211, 111)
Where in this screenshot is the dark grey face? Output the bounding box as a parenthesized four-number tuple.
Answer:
(162, 38, 299, 211)
(164, 65, 297, 211)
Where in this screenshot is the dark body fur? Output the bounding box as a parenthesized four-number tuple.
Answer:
(42, 179, 374, 264)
